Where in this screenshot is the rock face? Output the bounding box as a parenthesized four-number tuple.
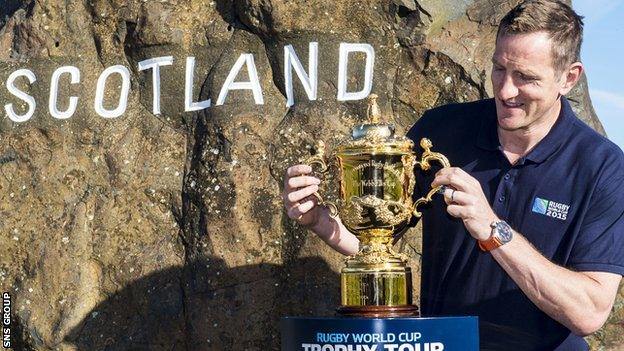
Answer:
(0, 0, 620, 350)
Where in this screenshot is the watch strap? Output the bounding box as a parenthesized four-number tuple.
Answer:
(478, 220, 510, 252)
(478, 236, 503, 251)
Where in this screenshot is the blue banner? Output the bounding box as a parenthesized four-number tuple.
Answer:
(281, 316, 478, 351)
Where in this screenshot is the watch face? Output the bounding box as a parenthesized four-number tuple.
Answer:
(495, 222, 513, 242)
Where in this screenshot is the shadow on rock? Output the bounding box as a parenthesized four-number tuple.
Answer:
(64, 256, 340, 350)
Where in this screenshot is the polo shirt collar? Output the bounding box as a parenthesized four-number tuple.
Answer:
(475, 97, 576, 164)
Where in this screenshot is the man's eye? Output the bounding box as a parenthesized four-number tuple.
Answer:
(518, 73, 537, 81)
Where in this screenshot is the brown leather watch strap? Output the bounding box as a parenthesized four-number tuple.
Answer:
(478, 236, 503, 251)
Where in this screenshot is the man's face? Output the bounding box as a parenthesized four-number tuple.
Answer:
(491, 31, 568, 132)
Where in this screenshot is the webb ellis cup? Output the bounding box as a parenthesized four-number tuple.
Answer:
(307, 95, 449, 317)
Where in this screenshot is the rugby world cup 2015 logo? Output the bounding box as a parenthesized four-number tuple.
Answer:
(532, 197, 569, 221)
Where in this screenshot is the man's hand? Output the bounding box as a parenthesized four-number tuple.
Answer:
(282, 164, 323, 227)
(432, 167, 499, 240)
(282, 164, 359, 255)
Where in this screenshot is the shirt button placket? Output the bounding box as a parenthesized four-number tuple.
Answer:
(494, 170, 513, 216)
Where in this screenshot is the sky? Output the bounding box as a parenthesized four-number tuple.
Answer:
(573, 0, 624, 151)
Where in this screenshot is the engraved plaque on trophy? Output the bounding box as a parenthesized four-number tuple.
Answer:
(307, 94, 450, 317)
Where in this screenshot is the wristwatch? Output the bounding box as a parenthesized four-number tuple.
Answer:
(478, 220, 513, 251)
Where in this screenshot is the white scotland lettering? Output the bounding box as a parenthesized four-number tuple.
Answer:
(138, 56, 174, 115)
(4, 69, 37, 122)
(337, 43, 375, 101)
(216, 53, 264, 106)
(284, 42, 318, 107)
(184, 56, 211, 111)
(2, 42, 376, 122)
(49, 66, 80, 119)
(94, 65, 131, 118)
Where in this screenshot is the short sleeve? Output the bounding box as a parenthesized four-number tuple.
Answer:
(568, 154, 624, 276)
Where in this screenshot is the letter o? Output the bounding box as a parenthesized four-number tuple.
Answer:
(94, 65, 131, 118)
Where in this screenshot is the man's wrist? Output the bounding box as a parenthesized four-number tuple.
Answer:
(475, 215, 500, 241)
(478, 219, 513, 252)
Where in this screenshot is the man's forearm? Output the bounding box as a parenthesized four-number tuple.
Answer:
(491, 231, 619, 335)
(310, 207, 359, 256)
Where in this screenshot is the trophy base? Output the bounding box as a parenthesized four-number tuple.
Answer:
(336, 304, 419, 317)
(339, 260, 418, 318)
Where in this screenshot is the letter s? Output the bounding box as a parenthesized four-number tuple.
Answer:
(5, 69, 37, 122)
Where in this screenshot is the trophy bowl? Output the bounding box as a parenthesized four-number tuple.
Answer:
(307, 95, 449, 317)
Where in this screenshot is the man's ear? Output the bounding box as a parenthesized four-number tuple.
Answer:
(559, 62, 583, 96)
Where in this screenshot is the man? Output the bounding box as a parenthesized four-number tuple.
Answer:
(282, 1, 624, 349)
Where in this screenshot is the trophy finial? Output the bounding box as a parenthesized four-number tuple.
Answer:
(367, 94, 381, 124)
(420, 138, 433, 151)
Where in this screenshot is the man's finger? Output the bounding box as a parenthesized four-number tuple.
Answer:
(287, 197, 317, 218)
(287, 176, 321, 189)
(287, 184, 319, 204)
(286, 164, 313, 177)
(432, 168, 471, 191)
(446, 204, 465, 218)
(443, 188, 468, 205)
(436, 166, 471, 177)
(297, 199, 317, 215)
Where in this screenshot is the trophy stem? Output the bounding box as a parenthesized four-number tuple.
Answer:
(337, 229, 419, 317)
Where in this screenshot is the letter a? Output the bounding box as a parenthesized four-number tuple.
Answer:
(216, 53, 264, 106)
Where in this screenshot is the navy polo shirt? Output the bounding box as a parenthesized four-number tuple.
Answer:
(406, 97, 624, 351)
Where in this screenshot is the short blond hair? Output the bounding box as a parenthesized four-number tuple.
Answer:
(497, 0, 584, 74)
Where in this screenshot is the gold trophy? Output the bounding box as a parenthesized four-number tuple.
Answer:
(307, 94, 449, 317)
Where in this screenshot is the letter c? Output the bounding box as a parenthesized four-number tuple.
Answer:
(49, 66, 80, 119)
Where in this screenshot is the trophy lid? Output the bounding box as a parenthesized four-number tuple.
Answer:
(351, 94, 395, 140)
(337, 94, 413, 154)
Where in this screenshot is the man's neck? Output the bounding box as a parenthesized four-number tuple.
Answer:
(498, 100, 562, 165)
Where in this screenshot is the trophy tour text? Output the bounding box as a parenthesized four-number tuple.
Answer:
(301, 332, 445, 351)
(2, 42, 375, 123)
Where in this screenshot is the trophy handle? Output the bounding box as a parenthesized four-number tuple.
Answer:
(305, 140, 339, 218)
(413, 138, 450, 218)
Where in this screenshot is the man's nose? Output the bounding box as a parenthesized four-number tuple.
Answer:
(497, 74, 519, 100)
